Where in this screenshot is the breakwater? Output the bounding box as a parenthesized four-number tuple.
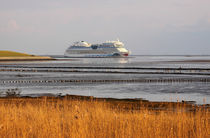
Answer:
(1, 77, 210, 85)
(1, 66, 210, 84)
(0, 67, 210, 75)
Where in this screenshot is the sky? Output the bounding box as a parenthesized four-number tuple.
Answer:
(0, 0, 210, 55)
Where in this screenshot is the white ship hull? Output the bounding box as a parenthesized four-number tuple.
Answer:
(64, 53, 119, 58)
(64, 40, 130, 57)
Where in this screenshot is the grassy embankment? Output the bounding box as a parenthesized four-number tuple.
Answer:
(0, 51, 52, 61)
(0, 96, 209, 138)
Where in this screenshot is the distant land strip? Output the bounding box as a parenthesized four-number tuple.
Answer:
(0, 56, 53, 61)
(0, 51, 54, 61)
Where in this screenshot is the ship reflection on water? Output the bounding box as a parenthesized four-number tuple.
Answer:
(117, 58, 129, 64)
(74, 57, 129, 64)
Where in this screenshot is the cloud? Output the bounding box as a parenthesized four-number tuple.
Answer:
(0, 19, 20, 33)
(7, 19, 20, 31)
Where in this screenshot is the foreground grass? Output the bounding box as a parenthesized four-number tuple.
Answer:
(0, 97, 209, 138)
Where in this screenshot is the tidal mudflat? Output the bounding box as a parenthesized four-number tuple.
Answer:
(0, 55, 210, 104)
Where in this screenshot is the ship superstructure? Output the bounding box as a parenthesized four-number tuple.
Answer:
(64, 40, 130, 57)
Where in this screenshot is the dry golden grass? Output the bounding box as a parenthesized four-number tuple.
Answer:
(0, 51, 53, 61)
(0, 51, 32, 57)
(0, 97, 209, 138)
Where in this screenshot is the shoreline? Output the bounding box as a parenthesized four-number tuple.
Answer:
(1, 94, 209, 110)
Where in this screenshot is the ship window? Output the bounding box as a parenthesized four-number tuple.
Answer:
(91, 45, 98, 49)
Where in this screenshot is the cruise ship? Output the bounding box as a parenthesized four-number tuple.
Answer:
(64, 39, 130, 57)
